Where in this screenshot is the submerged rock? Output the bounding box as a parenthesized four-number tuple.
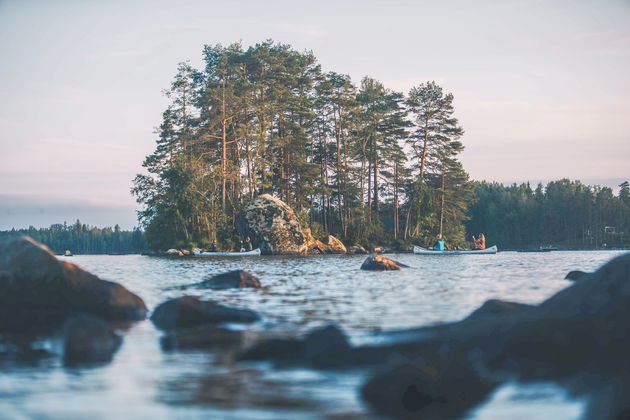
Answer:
(161, 325, 244, 351)
(0, 236, 147, 332)
(151, 296, 260, 330)
(360, 255, 408, 271)
(62, 314, 122, 366)
(238, 324, 352, 368)
(565, 270, 590, 281)
(199, 270, 262, 289)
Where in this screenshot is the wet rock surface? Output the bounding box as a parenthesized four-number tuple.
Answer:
(198, 270, 262, 289)
(151, 296, 261, 330)
(360, 255, 408, 271)
(0, 236, 147, 332)
(62, 314, 122, 366)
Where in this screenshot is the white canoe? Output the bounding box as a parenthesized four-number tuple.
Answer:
(193, 248, 261, 257)
(413, 245, 498, 255)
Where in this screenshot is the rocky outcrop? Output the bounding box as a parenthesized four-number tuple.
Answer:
(565, 269, 590, 281)
(151, 296, 260, 330)
(347, 244, 369, 254)
(236, 194, 348, 255)
(62, 314, 122, 366)
(360, 255, 408, 271)
(236, 194, 309, 255)
(326, 235, 347, 254)
(0, 236, 147, 332)
(199, 270, 262, 289)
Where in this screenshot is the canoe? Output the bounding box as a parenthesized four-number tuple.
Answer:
(193, 248, 261, 257)
(413, 245, 498, 255)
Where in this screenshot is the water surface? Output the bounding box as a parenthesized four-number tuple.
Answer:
(1, 250, 625, 419)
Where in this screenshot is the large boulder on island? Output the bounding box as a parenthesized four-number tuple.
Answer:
(236, 194, 309, 255)
(0, 236, 148, 332)
(236, 194, 347, 255)
(151, 296, 260, 330)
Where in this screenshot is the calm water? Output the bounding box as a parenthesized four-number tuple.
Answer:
(1, 250, 626, 419)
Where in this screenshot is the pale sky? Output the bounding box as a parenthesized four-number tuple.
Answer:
(1, 0, 629, 229)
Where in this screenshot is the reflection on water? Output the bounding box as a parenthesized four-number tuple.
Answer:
(1, 251, 625, 419)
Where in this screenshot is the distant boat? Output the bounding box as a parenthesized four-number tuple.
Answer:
(413, 245, 498, 255)
(64, 250, 73, 256)
(538, 245, 558, 252)
(193, 248, 261, 257)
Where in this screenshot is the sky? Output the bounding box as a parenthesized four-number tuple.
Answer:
(0, 0, 629, 230)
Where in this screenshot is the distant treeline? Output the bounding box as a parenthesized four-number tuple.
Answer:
(0, 221, 147, 255)
(467, 180, 630, 250)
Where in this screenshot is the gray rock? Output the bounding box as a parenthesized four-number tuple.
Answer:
(360, 255, 408, 271)
(199, 270, 262, 289)
(161, 325, 244, 350)
(0, 236, 147, 332)
(62, 314, 122, 366)
(151, 296, 260, 330)
(235, 194, 308, 255)
(565, 270, 590, 281)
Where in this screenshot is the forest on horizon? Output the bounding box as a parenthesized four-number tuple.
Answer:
(128, 40, 629, 251)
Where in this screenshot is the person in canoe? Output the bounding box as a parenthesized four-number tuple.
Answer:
(433, 234, 446, 251)
(244, 236, 253, 251)
(209, 239, 218, 252)
(473, 233, 486, 250)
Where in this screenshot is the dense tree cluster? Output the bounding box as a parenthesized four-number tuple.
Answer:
(467, 180, 630, 249)
(132, 41, 472, 250)
(0, 221, 147, 255)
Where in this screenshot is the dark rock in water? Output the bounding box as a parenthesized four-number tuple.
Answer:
(362, 358, 497, 420)
(0, 236, 147, 332)
(464, 299, 533, 320)
(360, 255, 408, 271)
(565, 270, 590, 281)
(238, 337, 304, 362)
(62, 314, 122, 366)
(151, 296, 260, 330)
(239, 324, 352, 368)
(161, 325, 244, 351)
(303, 324, 352, 368)
(200, 270, 262, 289)
(239, 325, 352, 368)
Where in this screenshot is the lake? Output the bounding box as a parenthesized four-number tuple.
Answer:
(1, 250, 626, 419)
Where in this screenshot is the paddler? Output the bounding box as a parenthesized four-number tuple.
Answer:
(473, 233, 486, 250)
(433, 234, 445, 251)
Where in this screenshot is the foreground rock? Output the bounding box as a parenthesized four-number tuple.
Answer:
(239, 324, 352, 368)
(199, 270, 262, 289)
(151, 296, 260, 330)
(62, 314, 122, 366)
(360, 255, 408, 271)
(0, 236, 148, 332)
(161, 325, 244, 351)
